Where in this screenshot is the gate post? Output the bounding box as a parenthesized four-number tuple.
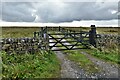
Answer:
(59, 26, 60, 31)
(44, 26, 49, 51)
(89, 25, 96, 47)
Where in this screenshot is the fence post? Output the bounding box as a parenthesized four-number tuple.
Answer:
(44, 26, 49, 51)
(80, 33, 83, 42)
(37, 32, 39, 37)
(33, 32, 36, 38)
(89, 25, 96, 47)
(59, 26, 60, 31)
(74, 31, 75, 37)
(41, 27, 44, 37)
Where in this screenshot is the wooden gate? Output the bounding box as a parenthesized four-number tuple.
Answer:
(34, 25, 97, 51)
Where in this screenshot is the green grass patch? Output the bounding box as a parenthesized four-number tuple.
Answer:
(78, 48, 119, 65)
(2, 27, 39, 38)
(90, 49, 119, 64)
(63, 50, 100, 74)
(2, 50, 60, 78)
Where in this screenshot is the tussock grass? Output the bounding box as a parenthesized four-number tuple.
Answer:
(2, 50, 60, 78)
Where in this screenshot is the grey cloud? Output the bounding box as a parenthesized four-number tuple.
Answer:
(35, 2, 117, 23)
(2, 2, 36, 22)
(1, 2, 118, 23)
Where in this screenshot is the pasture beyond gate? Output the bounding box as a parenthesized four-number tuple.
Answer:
(1, 25, 103, 54)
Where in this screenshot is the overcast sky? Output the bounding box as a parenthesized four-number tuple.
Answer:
(0, 0, 119, 27)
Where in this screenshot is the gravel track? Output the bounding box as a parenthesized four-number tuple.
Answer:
(81, 52, 119, 78)
(55, 50, 90, 78)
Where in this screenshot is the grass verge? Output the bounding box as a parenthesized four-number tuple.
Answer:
(2, 50, 60, 78)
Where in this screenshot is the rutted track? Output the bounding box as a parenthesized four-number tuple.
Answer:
(49, 36, 90, 78)
(54, 50, 90, 78)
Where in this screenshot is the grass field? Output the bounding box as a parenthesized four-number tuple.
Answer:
(2, 27, 119, 38)
(2, 27, 39, 38)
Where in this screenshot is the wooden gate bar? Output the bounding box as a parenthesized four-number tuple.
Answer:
(49, 44, 81, 47)
(49, 32, 85, 35)
(49, 37, 76, 39)
(52, 47, 88, 51)
(49, 40, 79, 43)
